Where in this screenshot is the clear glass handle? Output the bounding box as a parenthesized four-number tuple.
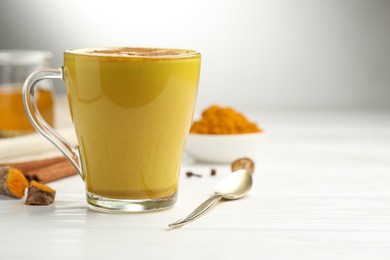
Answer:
(22, 67, 83, 178)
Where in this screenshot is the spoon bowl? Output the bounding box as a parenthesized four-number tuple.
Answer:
(215, 169, 253, 199)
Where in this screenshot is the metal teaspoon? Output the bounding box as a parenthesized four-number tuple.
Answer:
(169, 168, 253, 228)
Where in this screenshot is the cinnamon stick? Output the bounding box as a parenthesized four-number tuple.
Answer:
(27, 160, 77, 183)
(2, 157, 68, 173)
(1, 157, 77, 183)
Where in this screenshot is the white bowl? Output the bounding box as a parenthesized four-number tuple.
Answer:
(184, 132, 265, 163)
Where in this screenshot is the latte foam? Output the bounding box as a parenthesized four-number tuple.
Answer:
(67, 47, 197, 58)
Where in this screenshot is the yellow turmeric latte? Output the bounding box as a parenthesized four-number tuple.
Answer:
(64, 48, 200, 200)
(190, 105, 261, 134)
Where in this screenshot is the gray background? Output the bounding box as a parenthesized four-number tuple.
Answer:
(1, 0, 389, 110)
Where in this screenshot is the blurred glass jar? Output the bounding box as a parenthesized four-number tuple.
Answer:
(0, 50, 55, 138)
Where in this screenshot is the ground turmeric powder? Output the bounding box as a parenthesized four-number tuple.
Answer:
(0, 166, 29, 198)
(190, 105, 262, 134)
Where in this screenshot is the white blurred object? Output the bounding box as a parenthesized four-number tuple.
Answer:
(0, 127, 77, 163)
(185, 132, 266, 163)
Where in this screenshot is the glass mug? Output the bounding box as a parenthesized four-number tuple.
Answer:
(0, 50, 54, 138)
(23, 47, 201, 212)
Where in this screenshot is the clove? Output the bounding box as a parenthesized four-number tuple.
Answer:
(186, 171, 202, 178)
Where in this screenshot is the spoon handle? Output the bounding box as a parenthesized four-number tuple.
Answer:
(169, 194, 223, 228)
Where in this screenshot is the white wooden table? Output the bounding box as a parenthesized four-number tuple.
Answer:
(1, 100, 390, 259)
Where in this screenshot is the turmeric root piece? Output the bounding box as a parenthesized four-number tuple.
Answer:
(0, 166, 29, 198)
(25, 180, 56, 205)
